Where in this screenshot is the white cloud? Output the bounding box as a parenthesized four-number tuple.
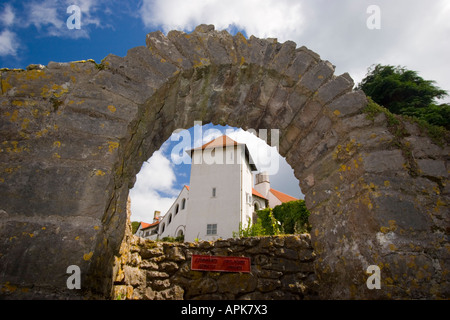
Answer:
(0, 30, 19, 56)
(139, 0, 450, 103)
(225, 128, 302, 198)
(140, 0, 304, 40)
(129, 150, 179, 222)
(21, 0, 106, 39)
(27, 0, 64, 30)
(68, 0, 102, 28)
(1, 4, 15, 27)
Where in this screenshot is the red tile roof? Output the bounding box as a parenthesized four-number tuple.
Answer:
(199, 135, 238, 149)
(252, 188, 266, 199)
(270, 188, 298, 203)
(186, 135, 257, 171)
(140, 221, 159, 229)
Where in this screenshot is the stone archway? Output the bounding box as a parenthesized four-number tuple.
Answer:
(0, 25, 448, 299)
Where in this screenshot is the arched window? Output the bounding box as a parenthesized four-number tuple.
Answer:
(253, 202, 260, 223)
(175, 204, 179, 215)
(181, 198, 186, 210)
(161, 223, 165, 234)
(168, 214, 172, 224)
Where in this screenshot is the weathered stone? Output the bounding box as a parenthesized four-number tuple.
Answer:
(298, 60, 335, 93)
(165, 246, 186, 261)
(123, 266, 145, 287)
(154, 285, 184, 300)
(186, 278, 218, 298)
(160, 261, 179, 274)
(362, 150, 406, 173)
(316, 73, 354, 105)
(152, 279, 171, 291)
(140, 260, 159, 270)
(417, 159, 447, 178)
(326, 90, 367, 117)
(277, 248, 299, 260)
(146, 271, 170, 280)
(257, 278, 281, 293)
(217, 273, 257, 295)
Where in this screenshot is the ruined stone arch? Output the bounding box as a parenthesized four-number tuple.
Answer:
(0, 25, 448, 300)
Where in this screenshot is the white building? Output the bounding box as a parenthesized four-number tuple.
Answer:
(136, 135, 297, 242)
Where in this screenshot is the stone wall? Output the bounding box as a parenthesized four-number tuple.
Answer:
(112, 214, 317, 300)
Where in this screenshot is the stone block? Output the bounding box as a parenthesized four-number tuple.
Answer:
(326, 90, 367, 117)
(123, 265, 145, 287)
(372, 195, 431, 231)
(257, 278, 281, 293)
(316, 73, 354, 105)
(186, 278, 218, 298)
(362, 150, 405, 173)
(298, 61, 335, 93)
(285, 50, 318, 80)
(216, 273, 257, 295)
(417, 159, 447, 178)
(165, 246, 186, 261)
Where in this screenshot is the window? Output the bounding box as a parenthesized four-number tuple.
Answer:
(246, 192, 252, 204)
(161, 223, 165, 233)
(207, 224, 217, 235)
(212, 187, 216, 197)
(181, 198, 186, 210)
(175, 204, 179, 215)
(168, 214, 172, 224)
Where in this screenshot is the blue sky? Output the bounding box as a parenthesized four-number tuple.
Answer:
(1, 0, 449, 222)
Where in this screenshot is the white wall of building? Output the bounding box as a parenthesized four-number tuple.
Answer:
(158, 186, 189, 239)
(185, 145, 250, 242)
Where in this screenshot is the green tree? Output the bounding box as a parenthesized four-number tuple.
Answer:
(131, 221, 140, 234)
(357, 64, 449, 129)
(255, 207, 279, 235)
(255, 200, 311, 235)
(234, 217, 267, 238)
(272, 200, 311, 234)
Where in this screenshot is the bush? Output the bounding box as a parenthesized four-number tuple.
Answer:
(243, 200, 311, 237)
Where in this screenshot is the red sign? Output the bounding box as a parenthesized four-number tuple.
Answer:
(191, 255, 251, 273)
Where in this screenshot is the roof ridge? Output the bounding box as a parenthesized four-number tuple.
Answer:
(270, 188, 298, 203)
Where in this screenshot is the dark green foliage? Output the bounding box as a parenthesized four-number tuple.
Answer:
(234, 217, 267, 238)
(131, 221, 140, 234)
(254, 200, 311, 236)
(357, 64, 449, 129)
(161, 235, 184, 242)
(273, 200, 311, 234)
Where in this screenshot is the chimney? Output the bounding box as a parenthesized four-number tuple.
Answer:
(254, 171, 270, 198)
(153, 210, 161, 223)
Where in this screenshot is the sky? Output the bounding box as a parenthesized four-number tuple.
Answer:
(1, 0, 449, 222)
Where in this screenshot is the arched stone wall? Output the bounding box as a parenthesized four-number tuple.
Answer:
(0, 25, 448, 299)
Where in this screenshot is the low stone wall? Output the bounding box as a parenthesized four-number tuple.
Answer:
(112, 233, 317, 300)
